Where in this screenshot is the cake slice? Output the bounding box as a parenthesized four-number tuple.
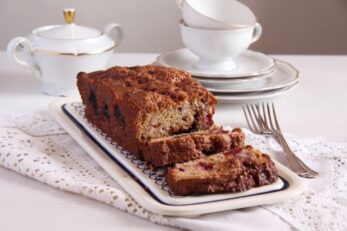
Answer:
(166, 145, 278, 196)
(77, 65, 217, 156)
(142, 128, 245, 167)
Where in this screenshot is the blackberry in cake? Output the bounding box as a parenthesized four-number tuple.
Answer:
(166, 145, 278, 196)
(142, 127, 245, 167)
(77, 65, 217, 157)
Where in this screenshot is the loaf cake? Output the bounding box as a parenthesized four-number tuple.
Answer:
(142, 127, 245, 167)
(77, 65, 278, 196)
(166, 145, 278, 196)
(77, 65, 217, 157)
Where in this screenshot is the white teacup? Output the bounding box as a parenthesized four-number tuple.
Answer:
(177, 0, 256, 30)
(180, 22, 262, 71)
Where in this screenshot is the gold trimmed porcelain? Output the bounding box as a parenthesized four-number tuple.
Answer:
(32, 44, 117, 56)
(203, 59, 300, 93)
(180, 19, 256, 30)
(7, 8, 122, 96)
(18, 43, 117, 56)
(178, 0, 257, 30)
(156, 49, 276, 79)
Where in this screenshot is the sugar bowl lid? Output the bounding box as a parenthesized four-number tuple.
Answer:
(28, 9, 122, 55)
(36, 9, 101, 40)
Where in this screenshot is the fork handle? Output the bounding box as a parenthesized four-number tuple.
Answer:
(275, 132, 319, 178)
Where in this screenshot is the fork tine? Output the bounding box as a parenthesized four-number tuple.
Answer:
(254, 103, 265, 130)
(250, 104, 263, 130)
(261, 102, 269, 129)
(246, 105, 260, 133)
(266, 102, 276, 130)
(271, 102, 282, 131)
(253, 103, 269, 132)
(252, 104, 263, 123)
(243, 105, 260, 133)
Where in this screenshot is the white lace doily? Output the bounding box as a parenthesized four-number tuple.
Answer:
(0, 109, 346, 231)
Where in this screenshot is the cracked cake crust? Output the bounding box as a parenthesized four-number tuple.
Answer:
(77, 65, 217, 157)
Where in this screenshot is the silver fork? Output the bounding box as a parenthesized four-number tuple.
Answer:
(243, 102, 319, 178)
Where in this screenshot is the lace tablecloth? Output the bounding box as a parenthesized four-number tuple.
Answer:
(0, 110, 346, 231)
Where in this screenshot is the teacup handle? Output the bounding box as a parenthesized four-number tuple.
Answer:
(7, 37, 41, 78)
(176, 0, 184, 9)
(104, 23, 123, 46)
(251, 23, 262, 43)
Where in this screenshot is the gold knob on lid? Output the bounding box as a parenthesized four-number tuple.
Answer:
(63, 8, 75, 24)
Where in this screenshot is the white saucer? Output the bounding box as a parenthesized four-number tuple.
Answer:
(214, 83, 298, 104)
(203, 60, 300, 93)
(156, 48, 276, 78)
(194, 72, 273, 90)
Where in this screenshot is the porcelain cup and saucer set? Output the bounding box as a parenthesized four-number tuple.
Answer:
(156, 0, 300, 104)
(7, 8, 122, 96)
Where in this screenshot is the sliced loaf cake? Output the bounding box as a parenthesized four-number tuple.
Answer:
(142, 128, 245, 167)
(166, 145, 278, 196)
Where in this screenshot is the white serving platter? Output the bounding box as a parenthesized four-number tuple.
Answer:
(49, 98, 305, 217)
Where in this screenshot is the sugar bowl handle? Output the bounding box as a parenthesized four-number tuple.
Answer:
(104, 23, 123, 46)
(7, 37, 41, 78)
(251, 23, 262, 43)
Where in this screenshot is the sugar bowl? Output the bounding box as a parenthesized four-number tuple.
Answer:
(7, 9, 123, 96)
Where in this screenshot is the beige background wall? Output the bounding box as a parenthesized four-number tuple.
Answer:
(1, 0, 347, 54)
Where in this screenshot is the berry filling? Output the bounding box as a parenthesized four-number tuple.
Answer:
(102, 105, 110, 119)
(114, 105, 125, 128)
(88, 91, 98, 114)
(204, 106, 214, 128)
(198, 162, 214, 170)
(224, 147, 243, 156)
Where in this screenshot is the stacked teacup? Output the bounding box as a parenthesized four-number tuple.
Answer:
(156, 0, 300, 104)
(179, 0, 261, 71)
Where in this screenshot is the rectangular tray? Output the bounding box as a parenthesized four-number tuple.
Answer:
(49, 98, 305, 217)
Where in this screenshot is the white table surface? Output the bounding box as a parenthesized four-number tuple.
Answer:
(0, 52, 346, 230)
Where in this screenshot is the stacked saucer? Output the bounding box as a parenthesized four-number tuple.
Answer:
(156, 48, 299, 104)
